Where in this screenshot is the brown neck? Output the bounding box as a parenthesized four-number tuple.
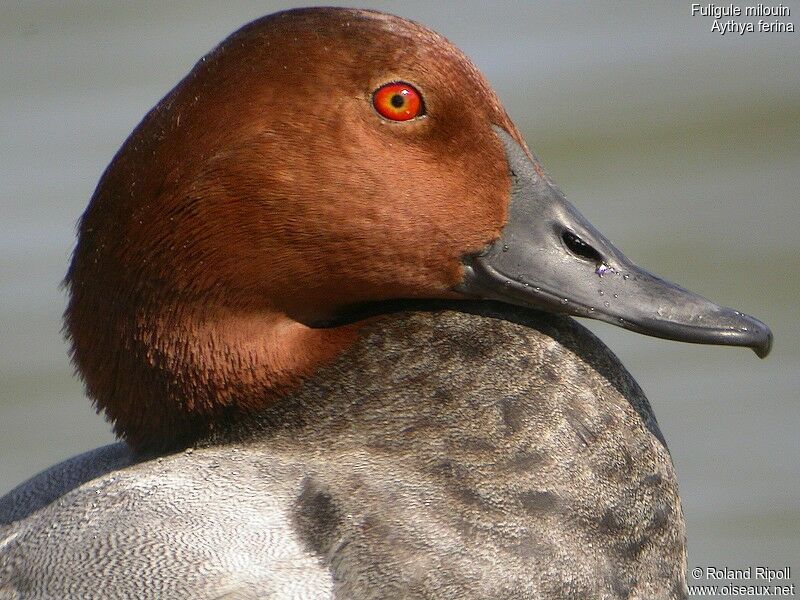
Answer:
(66, 293, 360, 453)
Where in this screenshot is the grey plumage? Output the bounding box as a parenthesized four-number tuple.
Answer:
(1, 307, 687, 599)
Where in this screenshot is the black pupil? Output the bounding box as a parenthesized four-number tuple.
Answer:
(390, 94, 405, 108)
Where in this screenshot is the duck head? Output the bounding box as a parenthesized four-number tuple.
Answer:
(65, 8, 771, 452)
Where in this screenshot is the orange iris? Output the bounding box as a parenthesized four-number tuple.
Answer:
(372, 82, 424, 121)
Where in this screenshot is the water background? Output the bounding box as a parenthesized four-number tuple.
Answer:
(2, 0, 798, 588)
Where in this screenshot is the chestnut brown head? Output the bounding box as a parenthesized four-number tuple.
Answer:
(65, 8, 770, 452)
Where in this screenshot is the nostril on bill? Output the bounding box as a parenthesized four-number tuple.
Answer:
(562, 231, 602, 262)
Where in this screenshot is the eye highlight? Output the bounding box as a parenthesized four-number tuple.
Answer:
(372, 82, 424, 121)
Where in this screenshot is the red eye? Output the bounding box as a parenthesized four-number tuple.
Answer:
(372, 82, 424, 121)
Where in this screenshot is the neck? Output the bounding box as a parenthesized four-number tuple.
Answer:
(67, 296, 359, 453)
(204, 303, 663, 452)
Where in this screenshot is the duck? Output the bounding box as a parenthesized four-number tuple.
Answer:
(0, 7, 771, 600)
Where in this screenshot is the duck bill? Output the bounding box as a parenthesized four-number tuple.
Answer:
(456, 127, 772, 358)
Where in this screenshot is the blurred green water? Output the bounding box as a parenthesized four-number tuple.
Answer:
(1, 0, 798, 587)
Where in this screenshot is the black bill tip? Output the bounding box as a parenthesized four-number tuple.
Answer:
(742, 315, 773, 358)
